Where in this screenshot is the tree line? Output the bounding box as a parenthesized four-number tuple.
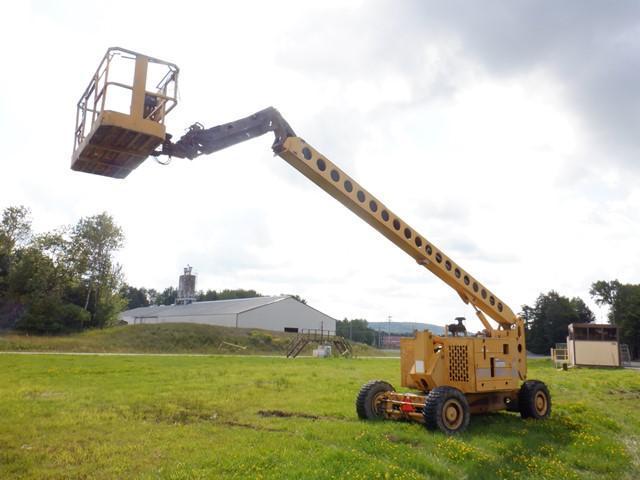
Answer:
(521, 292, 594, 354)
(119, 285, 307, 309)
(0, 204, 306, 333)
(1, 205, 638, 357)
(0, 206, 125, 333)
(336, 318, 378, 345)
(120, 286, 264, 309)
(521, 283, 639, 358)
(339, 289, 639, 357)
(590, 281, 640, 359)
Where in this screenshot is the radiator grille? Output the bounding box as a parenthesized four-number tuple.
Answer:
(449, 345, 469, 382)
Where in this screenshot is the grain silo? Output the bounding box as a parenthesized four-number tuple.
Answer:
(176, 265, 196, 305)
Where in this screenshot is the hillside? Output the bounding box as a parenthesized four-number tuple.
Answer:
(0, 323, 385, 356)
(369, 321, 445, 335)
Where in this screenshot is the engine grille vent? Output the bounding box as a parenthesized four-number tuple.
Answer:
(449, 345, 469, 383)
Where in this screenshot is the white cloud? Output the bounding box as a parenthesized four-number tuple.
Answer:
(1, 1, 638, 331)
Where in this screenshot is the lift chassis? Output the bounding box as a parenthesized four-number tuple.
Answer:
(71, 48, 551, 435)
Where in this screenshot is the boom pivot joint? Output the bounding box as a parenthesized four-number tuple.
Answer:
(151, 107, 296, 160)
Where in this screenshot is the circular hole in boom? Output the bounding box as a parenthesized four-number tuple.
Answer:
(369, 200, 378, 212)
(317, 158, 326, 171)
(344, 180, 353, 192)
(357, 191, 365, 202)
(302, 147, 312, 160)
(330, 170, 340, 182)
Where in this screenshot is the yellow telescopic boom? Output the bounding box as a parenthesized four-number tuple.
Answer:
(152, 107, 519, 334)
(72, 49, 550, 435)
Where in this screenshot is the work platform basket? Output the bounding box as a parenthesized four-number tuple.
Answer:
(71, 47, 178, 178)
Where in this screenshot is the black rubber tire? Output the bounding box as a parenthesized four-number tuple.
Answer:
(356, 380, 395, 420)
(423, 386, 470, 434)
(518, 380, 551, 419)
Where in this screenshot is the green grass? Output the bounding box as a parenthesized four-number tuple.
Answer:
(0, 323, 383, 357)
(0, 356, 638, 479)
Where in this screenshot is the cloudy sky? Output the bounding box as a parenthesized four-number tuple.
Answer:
(2, 1, 638, 331)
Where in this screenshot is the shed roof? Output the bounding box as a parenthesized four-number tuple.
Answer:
(121, 296, 289, 318)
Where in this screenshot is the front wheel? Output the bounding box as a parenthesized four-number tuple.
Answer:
(518, 380, 551, 419)
(423, 386, 470, 434)
(356, 380, 394, 420)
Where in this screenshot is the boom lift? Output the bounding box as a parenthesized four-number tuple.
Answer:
(72, 48, 551, 434)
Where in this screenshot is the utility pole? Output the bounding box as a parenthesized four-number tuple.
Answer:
(387, 315, 392, 349)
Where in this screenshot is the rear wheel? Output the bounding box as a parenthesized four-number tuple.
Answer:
(518, 380, 551, 419)
(356, 380, 394, 420)
(423, 386, 470, 434)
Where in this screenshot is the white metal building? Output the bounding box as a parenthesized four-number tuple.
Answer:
(119, 296, 337, 333)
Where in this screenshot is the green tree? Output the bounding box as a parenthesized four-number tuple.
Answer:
(0, 207, 34, 329)
(284, 294, 306, 304)
(570, 296, 596, 324)
(119, 285, 151, 309)
(0, 206, 131, 333)
(521, 291, 594, 354)
(155, 287, 177, 305)
(0, 206, 32, 298)
(590, 280, 621, 306)
(8, 245, 87, 333)
(194, 289, 264, 302)
(336, 318, 376, 345)
(196, 289, 218, 301)
(217, 289, 261, 300)
(0, 205, 32, 253)
(591, 280, 640, 359)
(67, 213, 126, 327)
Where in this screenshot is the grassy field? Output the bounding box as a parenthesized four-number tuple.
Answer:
(0, 324, 383, 357)
(0, 355, 638, 479)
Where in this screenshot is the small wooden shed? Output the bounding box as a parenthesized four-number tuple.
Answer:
(567, 323, 620, 367)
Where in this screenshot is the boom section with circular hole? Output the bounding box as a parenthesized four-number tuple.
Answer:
(276, 136, 517, 330)
(150, 107, 518, 332)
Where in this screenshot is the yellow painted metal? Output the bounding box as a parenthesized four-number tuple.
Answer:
(398, 328, 525, 393)
(72, 47, 531, 399)
(130, 55, 149, 120)
(276, 136, 527, 389)
(277, 136, 518, 331)
(378, 389, 518, 422)
(71, 48, 179, 178)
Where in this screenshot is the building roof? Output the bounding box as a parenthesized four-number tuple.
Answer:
(121, 296, 290, 319)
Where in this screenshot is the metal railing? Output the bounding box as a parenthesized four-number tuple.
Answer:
(295, 329, 340, 342)
(551, 343, 569, 369)
(73, 47, 179, 155)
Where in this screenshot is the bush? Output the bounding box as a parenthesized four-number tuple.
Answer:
(16, 297, 90, 334)
(248, 331, 273, 346)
